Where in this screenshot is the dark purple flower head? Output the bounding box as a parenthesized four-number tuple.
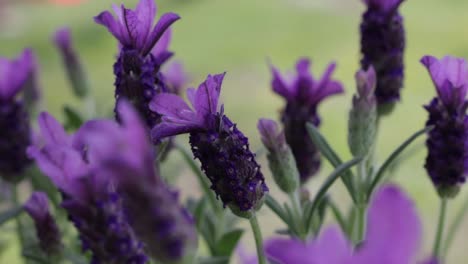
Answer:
(24, 192, 62, 256)
(0, 49, 35, 180)
(150, 74, 268, 218)
(53, 27, 89, 98)
(94, 0, 180, 57)
(28, 112, 148, 264)
(95, 0, 180, 128)
(264, 184, 422, 264)
(258, 118, 299, 193)
(271, 58, 344, 183)
(360, 0, 405, 110)
(421, 55, 468, 198)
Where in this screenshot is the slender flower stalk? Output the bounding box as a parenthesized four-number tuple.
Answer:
(94, 0, 180, 128)
(150, 73, 268, 218)
(432, 198, 448, 259)
(270, 58, 344, 183)
(360, 0, 406, 113)
(250, 214, 266, 264)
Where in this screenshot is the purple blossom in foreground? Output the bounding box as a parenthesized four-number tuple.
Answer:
(24, 192, 62, 256)
(421, 55, 468, 198)
(271, 58, 344, 183)
(360, 0, 405, 109)
(53, 27, 89, 98)
(150, 73, 268, 218)
(28, 111, 147, 264)
(264, 184, 422, 264)
(0, 49, 35, 181)
(95, 0, 180, 128)
(78, 101, 198, 262)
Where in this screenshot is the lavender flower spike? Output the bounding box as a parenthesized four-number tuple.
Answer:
(421, 55, 468, 198)
(360, 0, 405, 112)
(95, 0, 180, 128)
(150, 73, 268, 218)
(271, 58, 344, 183)
(265, 184, 422, 264)
(0, 49, 34, 181)
(28, 112, 147, 264)
(53, 27, 89, 98)
(24, 192, 62, 256)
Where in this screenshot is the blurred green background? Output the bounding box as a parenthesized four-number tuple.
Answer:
(2, 0, 468, 263)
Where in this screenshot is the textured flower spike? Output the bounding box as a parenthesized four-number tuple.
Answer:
(28, 112, 148, 264)
(53, 27, 89, 98)
(258, 118, 299, 193)
(79, 101, 198, 263)
(264, 184, 422, 264)
(348, 66, 378, 157)
(0, 49, 34, 181)
(24, 192, 62, 256)
(150, 73, 268, 218)
(421, 55, 468, 198)
(95, 0, 180, 128)
(360, 0, 405, 113)
(271, 58, 344, 183)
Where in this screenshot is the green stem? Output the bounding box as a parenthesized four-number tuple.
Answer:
(433, 198, 448, 258)
(288, 191, 305, 239)
(12, 187, 26, 257)
(354, 203, 367, 245)
(443, 194, 468, 258)
(250, 214, 267, 264)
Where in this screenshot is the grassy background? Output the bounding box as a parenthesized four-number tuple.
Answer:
(2, 0, 468, 262)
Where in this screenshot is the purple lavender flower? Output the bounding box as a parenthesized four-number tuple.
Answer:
(24, 192, 62, 256)
(53, 27, 89, 98)
(0, 49, 35, 181)
(360, 0, 405, 110)
(421, 55, 468, 198)
(264, 184, 422, 264)
(150, 73, 268, 218)
(28, 112, 147, 264)
(78, 101, 198, 263)
(271, 58, 344, 183)
(95, 0, 180, 128)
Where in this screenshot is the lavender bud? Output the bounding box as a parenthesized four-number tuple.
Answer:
(24, 192, 62, 256)
(348, 67, 378, 157)
(53, 27, 89, 98)
(360, 0, 405, 113)
(258, 118, 299, 194)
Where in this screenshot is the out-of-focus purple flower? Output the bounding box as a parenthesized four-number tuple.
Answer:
(95, 0, 180, 128)
(271, 58, 344, 183)
(28, 112, 148, 264)
(162, 61, 189, 95)
(53, 27, 89, 98)
(421, 55, 468, 198)
(264, 184, 422, 264)
(420, 257, 440, 264)
(258, 118, 299, 193)
(24, 192, 62, 256)
(360, 0, 405, 110)
(0, 49, 34, 181)
(78, 101, 198, 263)
(150, 73, 268, 218)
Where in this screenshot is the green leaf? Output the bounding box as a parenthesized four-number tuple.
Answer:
(200, 212, 218, 254)
(194, 198, 208, 230)
(63, 105, 84, 131)
(265, 195, 289, 225)
(306, 123, 356, 203)
(0, 206, 23, 226)
(366, 126, 432, 200)
(283, 202, 299, 237)
(214, 229, 244, 257)
(305, 157, 362, 232)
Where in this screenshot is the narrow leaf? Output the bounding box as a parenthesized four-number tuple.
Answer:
(214, 229, 244, 257)
(265, 195, 289, 225)
(305, 157, 362, 232)
(366, 126, 432, 200)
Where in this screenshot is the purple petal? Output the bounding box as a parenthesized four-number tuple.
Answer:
(236, 244, 258, 264)
(271, 65, 294, 100)
(352, 184, 422, 264)
(355, 66, 377, 98)
(151, 28, 171, 58)
(53, 27, 72, 51)
(192, 73, 225, 119)
(0, 49, 32, 100)
(37, 112, 69, 146)
(312, 226, 353, 263)
(134, 0, 156, 50)
(265, 237, 314, 263)
(311, 62, 344, 103)
(94, 11, 126, 45)
(149, 93, 201, 126)
(163, 60, 189, 94)
(142, 12, 180, 56)
(24, 192, 49, 221)
(257, 118, 281, 150)
(151, 122, 202, 143)
(363, 0, 404, 13)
